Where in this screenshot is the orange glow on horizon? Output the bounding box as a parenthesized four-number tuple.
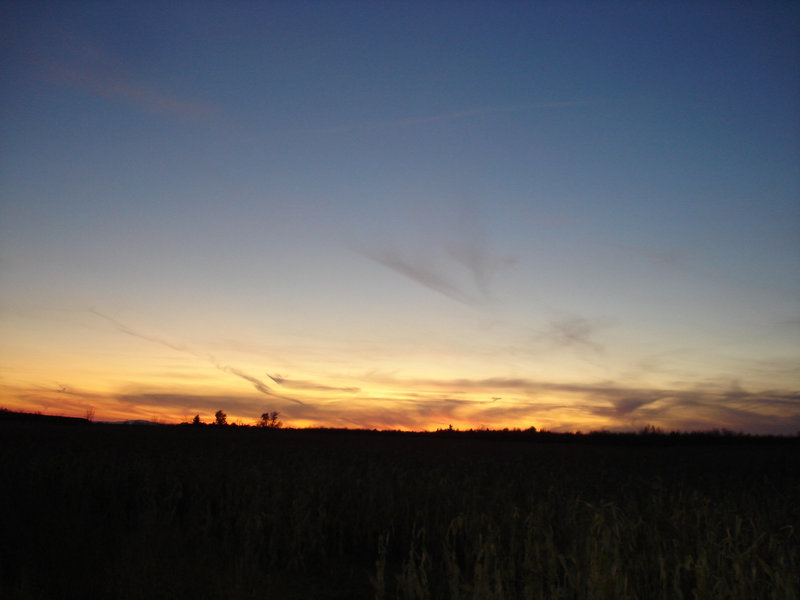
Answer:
(2, 356, 798, 434)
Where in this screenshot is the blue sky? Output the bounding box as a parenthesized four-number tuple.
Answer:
(1, 1, 798, 432)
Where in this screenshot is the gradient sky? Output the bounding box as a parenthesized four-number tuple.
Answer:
(1, 1, 798, 432)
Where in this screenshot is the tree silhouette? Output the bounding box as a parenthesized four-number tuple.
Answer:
(214, 410, 227, 426)
(257, 410, 282, 429)
(191, 414, 203, 426)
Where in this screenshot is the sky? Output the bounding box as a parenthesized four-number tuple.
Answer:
(1, 1, 798, 433)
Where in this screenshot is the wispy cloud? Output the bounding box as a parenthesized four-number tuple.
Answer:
(49, 62, 215, 122)
(267, 374, 360, 393)
(210, 360, 304, 404)
(546, 315, 605, 353)
(353, 196, 516, 306)
(40, 55, 214, 124)
(91, 310, 304, 405)
(27, 26, 236, 133)
(357, 244, 482, 305)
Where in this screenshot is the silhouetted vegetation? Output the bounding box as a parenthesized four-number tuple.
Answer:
(1, 410, 798, 599)
(257, 410, 282, 429)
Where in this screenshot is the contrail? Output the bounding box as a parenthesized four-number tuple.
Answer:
(310, 99, 596, 134)
(89, 309, 192, 354)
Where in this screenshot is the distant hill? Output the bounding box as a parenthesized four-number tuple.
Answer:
(0, 408, 90, 425)
(0, 409, 170, 427)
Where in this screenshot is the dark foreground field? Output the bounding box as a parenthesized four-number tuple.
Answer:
(1, 418, 798, 599)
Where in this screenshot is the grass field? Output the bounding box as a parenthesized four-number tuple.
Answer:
(1, 415, 798, 599)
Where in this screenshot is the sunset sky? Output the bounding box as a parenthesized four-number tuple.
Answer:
(1, 2, 798, 432)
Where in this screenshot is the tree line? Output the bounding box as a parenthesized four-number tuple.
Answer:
(189, 410, 282, 428)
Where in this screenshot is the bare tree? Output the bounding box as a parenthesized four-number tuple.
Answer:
(257, 410, 282, 429)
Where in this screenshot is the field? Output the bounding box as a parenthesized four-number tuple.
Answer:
(1, 416, 798, 599)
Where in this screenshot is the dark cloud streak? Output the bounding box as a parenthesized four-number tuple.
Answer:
(352, 196, 516, 307)
(267, 374, 360, 393)
(357, 245, 480, 305)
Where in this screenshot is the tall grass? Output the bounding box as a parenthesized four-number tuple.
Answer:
(1, 420, 797, 599)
